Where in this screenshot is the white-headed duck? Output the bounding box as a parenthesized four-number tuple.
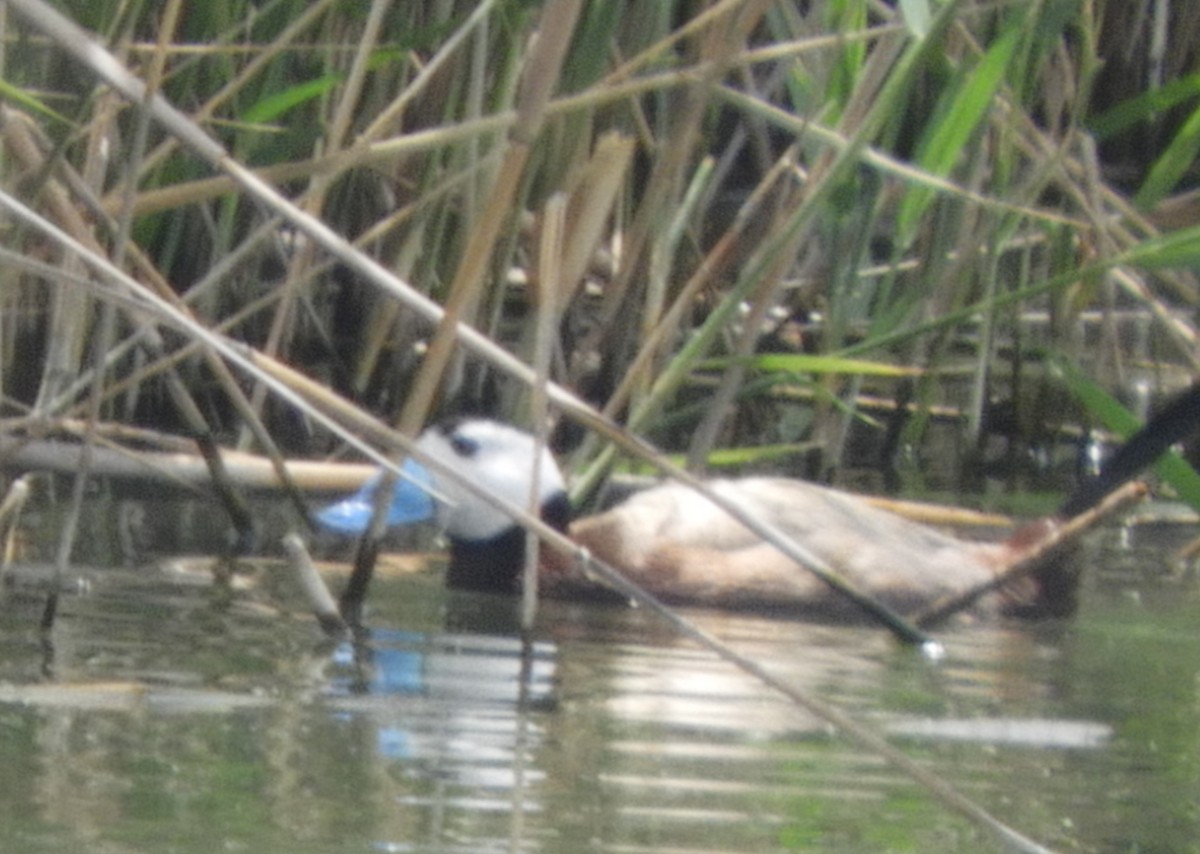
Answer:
(316, 388, 1200, 621)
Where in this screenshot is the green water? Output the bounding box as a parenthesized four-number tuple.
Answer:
(0, 495, 1196, 852)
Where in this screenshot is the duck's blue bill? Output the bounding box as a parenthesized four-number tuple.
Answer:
(315, 457, 435, 535)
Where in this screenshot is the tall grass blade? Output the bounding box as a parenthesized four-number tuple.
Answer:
(1134, 100, 1200, 209)
(1087, 72, 1200, 138)
(709, 353, 921, 377)
(1119, 222, 1200, 269)
(0, 78, 70, 124)
(240, 73, 347, 125)
(894, 24, 1021, 246)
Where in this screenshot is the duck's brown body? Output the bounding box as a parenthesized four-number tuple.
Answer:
(541, 477, 1071, 620)
(326, 383, 1200, 623)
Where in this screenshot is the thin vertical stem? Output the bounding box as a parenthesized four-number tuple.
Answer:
(523, 193, 566, 630)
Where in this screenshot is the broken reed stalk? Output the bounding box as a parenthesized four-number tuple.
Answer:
(282, 533, 347, 636)
(914, 481, 1148, 628)
(0, 476, 31, 581)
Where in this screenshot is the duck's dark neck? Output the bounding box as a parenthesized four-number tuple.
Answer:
(445, 491, 572, 593)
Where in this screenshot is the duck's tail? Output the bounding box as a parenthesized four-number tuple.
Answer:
(1058, 381, 1200, 519)
(998, 382, 1200, 619)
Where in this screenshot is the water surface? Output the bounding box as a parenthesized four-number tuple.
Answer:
(0, 498, 1196, 853)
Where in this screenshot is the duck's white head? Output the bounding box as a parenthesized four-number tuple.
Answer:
(315, 418, 570, 593)
(416, 419, 567, 543)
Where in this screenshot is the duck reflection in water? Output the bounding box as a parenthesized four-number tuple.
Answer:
(318, 382, 1200, 622)
(326, 624, 556, 765)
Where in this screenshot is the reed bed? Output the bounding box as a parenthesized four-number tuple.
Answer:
(0, 0, 1197, 504)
